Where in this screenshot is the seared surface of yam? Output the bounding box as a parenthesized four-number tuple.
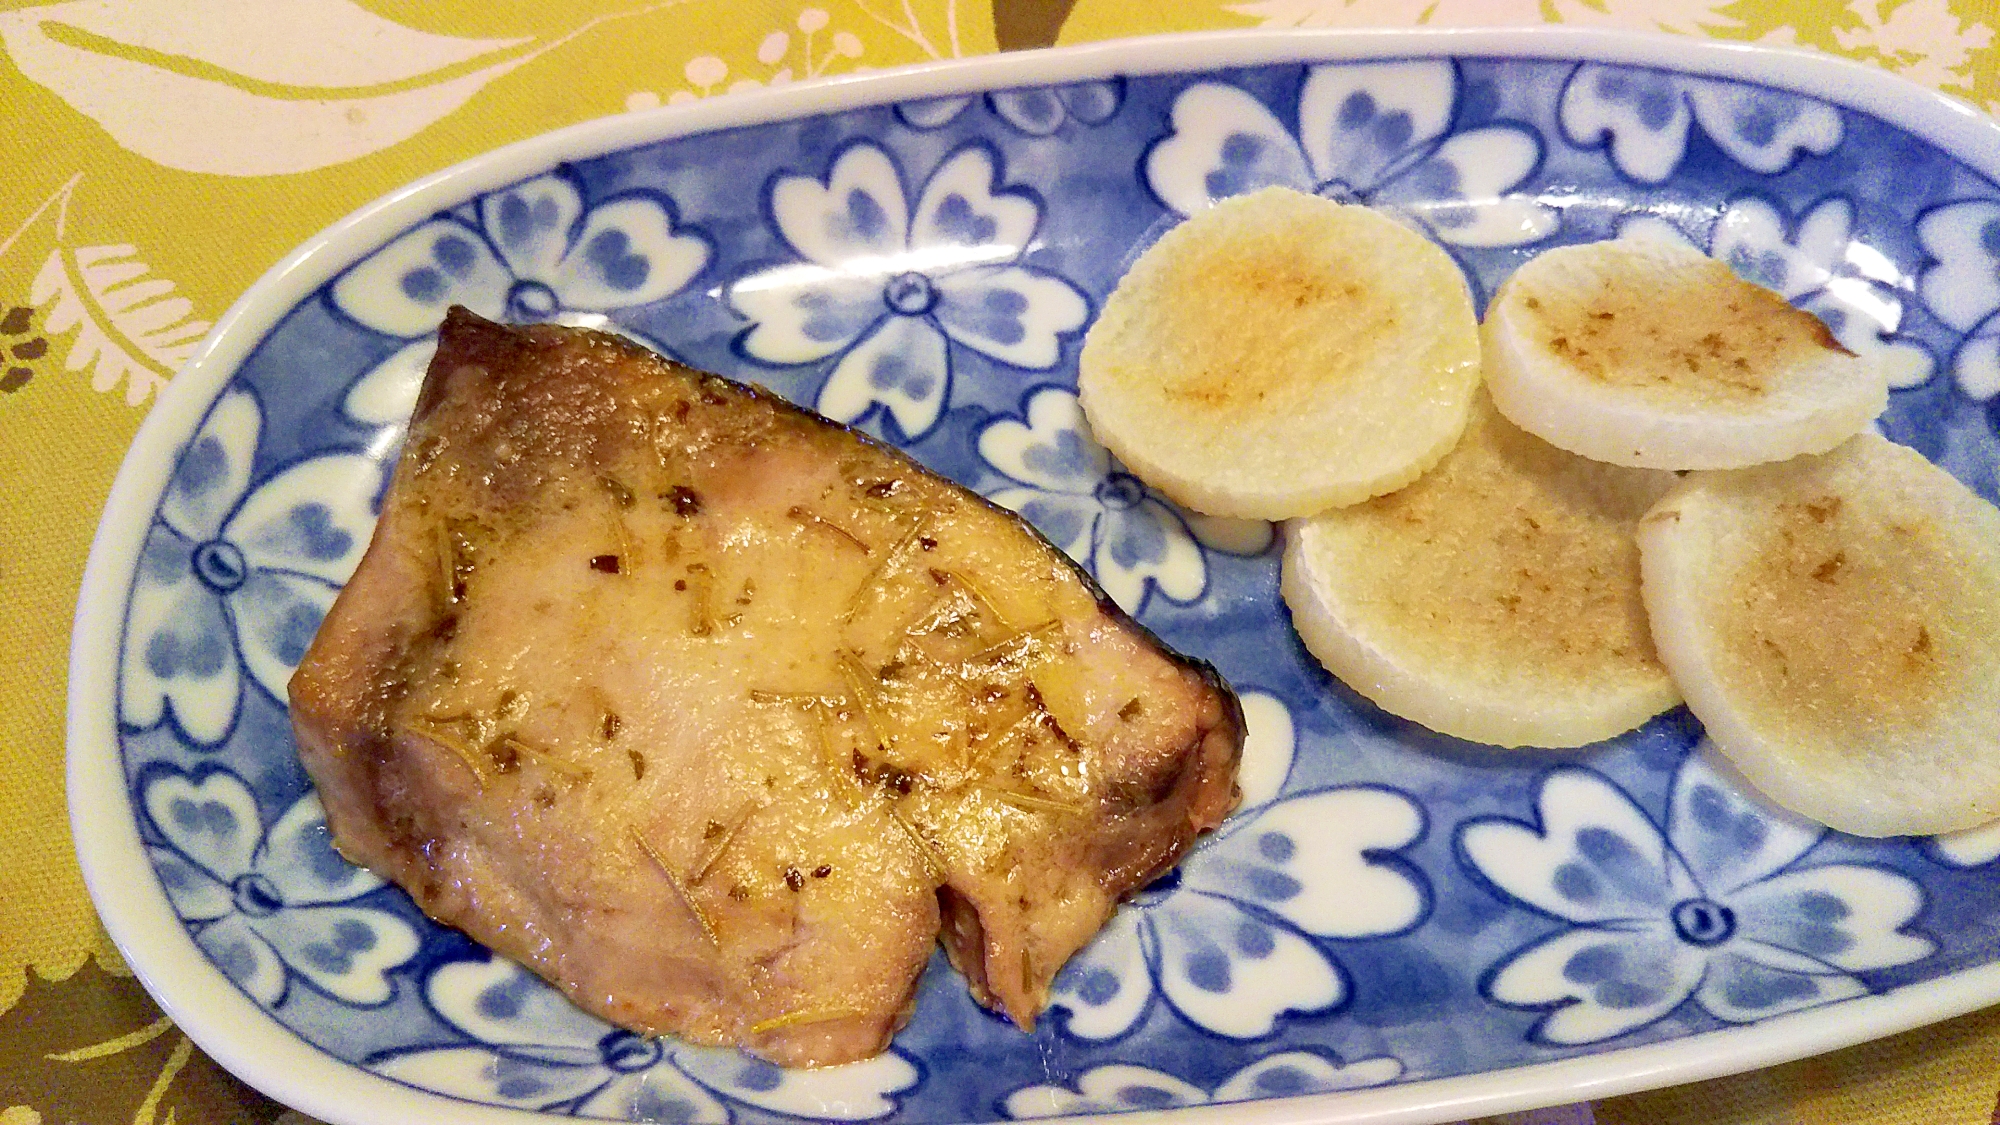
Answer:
(1282, 394, 1680, 748)
(1484, 237, 1888, 469)
(1637, 432, 2000, 836)
(290, 309, 1242, 1066)
(1078, 187, 1481, 519)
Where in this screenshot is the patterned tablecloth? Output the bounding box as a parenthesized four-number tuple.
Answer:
(4, 1, 1999, 1123)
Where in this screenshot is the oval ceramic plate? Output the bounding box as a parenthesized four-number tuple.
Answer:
(70, 27, 2000, 1125)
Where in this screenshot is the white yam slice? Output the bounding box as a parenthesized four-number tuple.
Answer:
(1484, 237, 1888, 469)
(1079, 186, 1480, 519)
(1637, 432, 2000, 835)
(1282, 394, 1680, 748)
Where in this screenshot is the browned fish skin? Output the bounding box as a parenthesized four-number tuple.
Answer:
(290, 308, 1243, 1066)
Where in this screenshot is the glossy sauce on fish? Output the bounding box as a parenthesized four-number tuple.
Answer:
(290, 309, 1243, 1066)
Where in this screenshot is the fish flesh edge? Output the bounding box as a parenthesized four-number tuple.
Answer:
(290, 308, 1244, 1066)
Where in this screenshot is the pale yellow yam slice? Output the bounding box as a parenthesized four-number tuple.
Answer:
(1484, 237, 1887, 469)
(1282, 394, 1680, 747)
(1638, 432, 2000, 835)
(1079, 186, 1480, 519)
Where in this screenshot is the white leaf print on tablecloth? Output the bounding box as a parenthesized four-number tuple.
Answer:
(629, 8, 868, 110)
(1226, 0, 1746, 33)
(31, 244, 207, 406)
(14, 177, 209, 406)
(0, 0, 668, 176)
(1827, 0, 1993, 93)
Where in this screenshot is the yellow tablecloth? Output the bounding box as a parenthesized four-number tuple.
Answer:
(3, 1, 1997, 1122)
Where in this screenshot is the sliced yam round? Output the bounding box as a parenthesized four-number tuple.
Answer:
(1281, 394, 1681, 748)
(1078, 186, 1480, 520)
(1637, 432, 2000, 835)
(1484, 237, 1888, 470)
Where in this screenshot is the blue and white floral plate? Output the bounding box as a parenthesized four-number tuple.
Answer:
(69, 27, 2000, 1125)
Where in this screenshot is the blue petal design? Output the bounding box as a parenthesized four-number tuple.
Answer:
(260, 794, 379, 907)
(330, 218, 510, 337)
(1483, 923, 1703, 1045)
(1693, 950, 1862, 1023)
(1602, 68, 1679, 130)
(1150, 891, 1344, 1037)
(231, 569, 339, 704)
(1665, 750, 1820, 897)
(173, 435, 230, 504)
(1018, 496, 1092, 555)
(401, 267, 445, 304)
(1558, 938, 1676, 1010)
(991, 88, 1065, 136)
(930, 191, 1001, 247)
(1091, 499, 1205, 612)
(896, 95, 972, 130)
(1685, 79, 1841, 175)
(1059, 80, 1122, 124)
(932, 265, 1085, 369)
(1559, 64, 1693, 184)
(1024, 429, 1097, 483)
(1209, 133, 1284, 200)
(1459, 769, 1682, 925)
(582, 228, 647, 291)
(478, 971, 534, 1020)
(1296, 61, 1455, 193)
(123, 563, 242, 744)
(939, 283, 1027, 347)
(1045, 910, 1152, 1041)
(1145, 83, 1314, 215)
(146, 614, 230, 680)
(841, 189, 891, 244)
(197, 914, 288, 1007)
(146, 771, 262, 883)
(254, 904, 419, 1005)
(495, 192, 563, 257)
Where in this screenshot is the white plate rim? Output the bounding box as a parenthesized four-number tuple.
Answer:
(65, 25, 2000, 1125)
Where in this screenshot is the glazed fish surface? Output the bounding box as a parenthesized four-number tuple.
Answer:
(290, 308, 1243, 1066)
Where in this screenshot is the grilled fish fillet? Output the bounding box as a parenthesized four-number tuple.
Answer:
(290, 308, 1242, 1066)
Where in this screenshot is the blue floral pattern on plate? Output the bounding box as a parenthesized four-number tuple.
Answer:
(728, 141, 1088, 441)
(1003, 1049, 1401, 1117)
(1459, 749, 1931, 1045)
(1047, 693, 1426, 1042)
(331, 170, 710, 427)
(121, 388, 376, 744)
(99, 45, 2000, 1125)
(143, 766, 419, 1007)
(1146, 60, 1556, 249)
(897, 80, 1124, 135)
(371, 957, 918, 1121)
(1917, 200, 2000, 403)
(1559, 63, 1843, 183)
(976, 386, 1271, 613)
